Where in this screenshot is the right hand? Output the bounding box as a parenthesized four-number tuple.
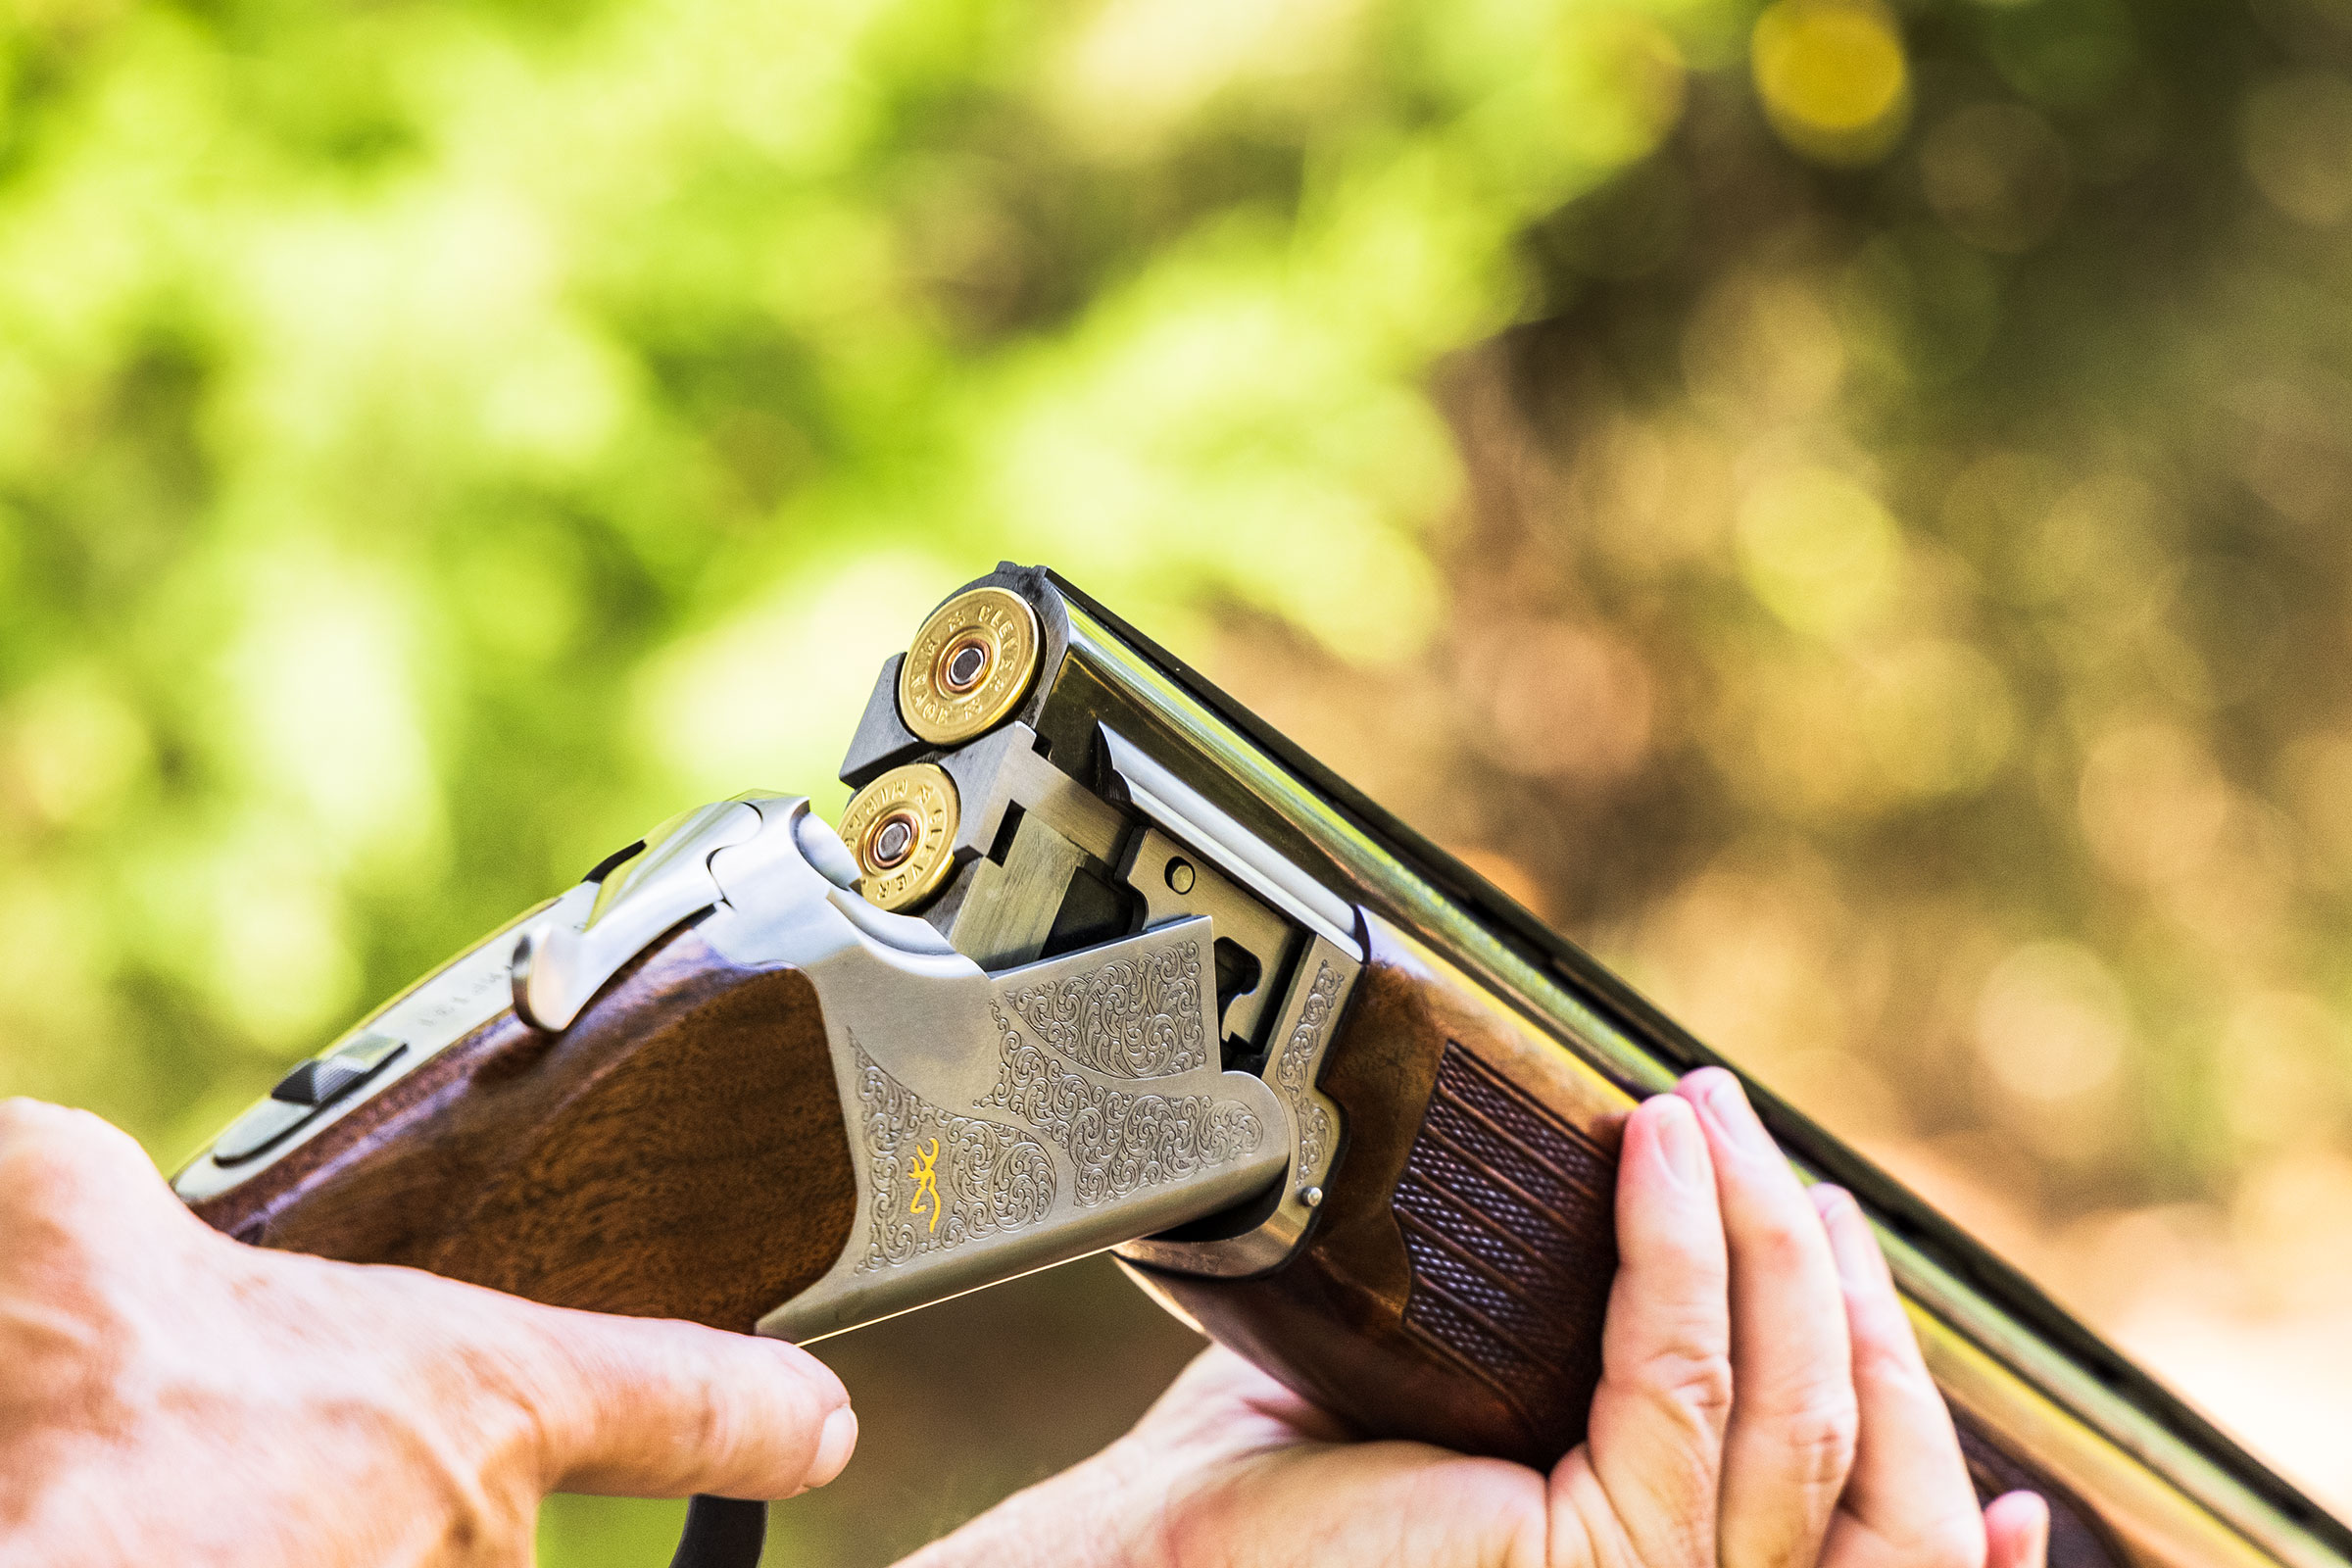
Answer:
(903, 1067, 2049, 1568)
(0, 1097, 858, 1567)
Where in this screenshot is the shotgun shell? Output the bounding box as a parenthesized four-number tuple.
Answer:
(839, 761, 961, 911)
(897, 585, 1041, 745)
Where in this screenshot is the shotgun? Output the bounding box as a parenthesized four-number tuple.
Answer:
(174, 564, 2350, 1568)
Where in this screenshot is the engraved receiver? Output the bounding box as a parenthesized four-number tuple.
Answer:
(178, 564, 2352, 1568)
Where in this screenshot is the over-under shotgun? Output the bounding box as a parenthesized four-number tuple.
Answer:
(178, 564, 2349, 1568)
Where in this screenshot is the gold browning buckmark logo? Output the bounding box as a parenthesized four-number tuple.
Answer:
(907, 1137, 943, 1234)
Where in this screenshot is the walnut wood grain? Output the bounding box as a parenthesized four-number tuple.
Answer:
(1135, 920, 1618, 1466)
(190, 920, 856, 1334)
(1141, 912, 2131, 1568)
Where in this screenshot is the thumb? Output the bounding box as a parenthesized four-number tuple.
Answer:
(518, 1304, 857, 1500)
(1985, 1492, 2050, 1568)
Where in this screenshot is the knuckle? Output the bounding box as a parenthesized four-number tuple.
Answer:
(479, 1316, 603, 1484)
(1683, 1067, 1738, 1100)
(1774, 1385, 1861, 1492)
(685, 1345, 791, 1463)
(0, 1102, 142, 1190)
(1746, 1212, 1819, 1273)
(0, 1109, 183, 1265)
(0, 1139, 95, 1224)
(1642, 1339, 1736, 1429)
(1, 1098, 100, 1139)
(1854, 1329, 1933, 1390)
(682, 1372, 738, 1467)
(0, 1099, 81, 1167)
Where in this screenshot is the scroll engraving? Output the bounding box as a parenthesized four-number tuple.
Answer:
(1274, 960, 1342, 1176)
(999, 940, 1207, 1078)
(982, 1005, 1263, 1207)
(853, 1041, 1055, 1271)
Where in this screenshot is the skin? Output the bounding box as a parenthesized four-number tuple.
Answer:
(0, 1098, 857, 1567)
(0, 1070, 2052, 1568)
(900, 1069, 2051, 1568)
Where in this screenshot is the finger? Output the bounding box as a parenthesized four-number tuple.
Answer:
(1573, 1093, 1733, 1568)
(1986, 1492, 2050, 1568)
(1677, 1069, 1857, 1568)
(1811, 1183, 1989, 1568)
(520, 1306, 856, 1500)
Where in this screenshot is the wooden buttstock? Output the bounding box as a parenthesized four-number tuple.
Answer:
(189, 921, 857, 1335)
(1141, 915, 2139, 1568)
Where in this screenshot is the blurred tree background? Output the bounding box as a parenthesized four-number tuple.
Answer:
(9, 0, 2352, 1555)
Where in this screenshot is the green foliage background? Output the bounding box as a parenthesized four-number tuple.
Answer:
(0, 0, 1680, 1148)
(12, 0, 2352, 1552)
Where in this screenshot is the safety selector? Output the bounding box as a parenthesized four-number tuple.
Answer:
(210, 1031, 407, 1165)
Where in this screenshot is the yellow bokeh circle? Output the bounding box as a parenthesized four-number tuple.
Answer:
(1752, 0, 1910, 165)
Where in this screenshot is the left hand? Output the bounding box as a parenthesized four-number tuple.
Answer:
(0, 1097, 858, 1567)
(897, 1068, 2049, 1568)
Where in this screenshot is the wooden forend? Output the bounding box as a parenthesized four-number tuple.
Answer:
(1141, 912, 2131, 1568)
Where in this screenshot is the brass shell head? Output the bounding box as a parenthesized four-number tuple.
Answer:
(839, 762, 961, 910)
(897, 586, 1041, 745)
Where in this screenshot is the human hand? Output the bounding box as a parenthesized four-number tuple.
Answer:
(902, 1067, 2048, 1568)
(0, 1098, 858, 1567)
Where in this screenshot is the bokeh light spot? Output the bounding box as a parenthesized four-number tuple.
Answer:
(2078, 723, 2233, 890)
(1921, 102, 2072, 254)
(2243, 72, 2352, 227)
(6, 671, 151, 827)
(1459, 619, 1655, 783)
(1860, 640, 2016, 799)
(1685, 273, 1846, 419)
(1053, 0, 1367, 156)
(1735, 465, 1899, 639)
(1975, 941, 2132, 1102)
(2278, 729, 2352, 887)
(1751, 0, 1910, 165)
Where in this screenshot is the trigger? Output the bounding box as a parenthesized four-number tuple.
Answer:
(666, 1495, 764, 1568)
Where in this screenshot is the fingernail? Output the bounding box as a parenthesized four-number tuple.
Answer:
(1696, 1070, 1773, 1155)
(1651, 1097, 1706, 1188)
(1811, 1185, 1865, 1281)
(808, 1406, 858, 1489)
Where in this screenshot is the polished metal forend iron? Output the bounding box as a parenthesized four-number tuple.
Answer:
(176, 564, 2350, 1568)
